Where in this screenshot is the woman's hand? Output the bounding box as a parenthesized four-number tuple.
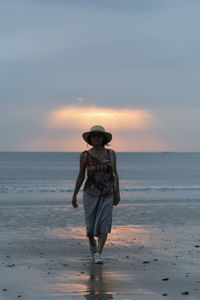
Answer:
(72, 196, 79, 208)
(113, 194, 120, 206)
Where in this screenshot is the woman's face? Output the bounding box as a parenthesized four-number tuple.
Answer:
(90, 132, 104, 146)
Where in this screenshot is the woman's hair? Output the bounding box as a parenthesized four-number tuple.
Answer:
(87, 133, 109, 146)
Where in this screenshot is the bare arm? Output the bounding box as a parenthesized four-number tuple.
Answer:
(112, 150, 120, 206)
(72, 152, 87, 208)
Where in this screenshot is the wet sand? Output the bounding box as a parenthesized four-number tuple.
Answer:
(0, 199, 200, 299)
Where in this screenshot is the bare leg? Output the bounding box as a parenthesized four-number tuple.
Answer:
(97, 233, 108, 253)
(88, 234, 96, 246)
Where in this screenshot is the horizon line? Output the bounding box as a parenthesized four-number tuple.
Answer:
(0, 151, 200, 153)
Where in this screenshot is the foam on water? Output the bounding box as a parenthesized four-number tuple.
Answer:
(1, 185, 200, 194)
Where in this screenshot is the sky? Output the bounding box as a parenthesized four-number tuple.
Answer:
(1, 0, 200, 152)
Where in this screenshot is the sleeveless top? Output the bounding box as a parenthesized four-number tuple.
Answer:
(83, 149, 114, 196)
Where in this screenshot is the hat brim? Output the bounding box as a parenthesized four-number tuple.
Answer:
(82, 131, 112, 145)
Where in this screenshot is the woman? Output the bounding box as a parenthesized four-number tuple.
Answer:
(72, 125, 120, 264)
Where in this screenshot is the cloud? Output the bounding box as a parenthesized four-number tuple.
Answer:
(46, 105, 155, 131)
(24, 135, 84, 152)
(76, 97, 84, 102)
(22, 105, 163, 151)
(24, 127, 166, 152)
(7, 105, 200, 152)
(112, 132, 167, 152)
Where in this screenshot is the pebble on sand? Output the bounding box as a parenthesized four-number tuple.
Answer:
(181, 291, 189, 295)
(142, 260, 150, 264)
(7, 264, 15, 268)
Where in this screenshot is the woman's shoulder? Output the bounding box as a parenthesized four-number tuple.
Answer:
(79, 151, 88, 165)
(108, 148, 116, 154)
(81, 147, 94, 156)
(108, 149, 117, 161)
(80, 151, 88, 157)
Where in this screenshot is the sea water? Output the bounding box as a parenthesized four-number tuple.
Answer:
(0, 152, 200, 204)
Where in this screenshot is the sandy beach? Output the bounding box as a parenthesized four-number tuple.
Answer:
(1, 199, 200, 299)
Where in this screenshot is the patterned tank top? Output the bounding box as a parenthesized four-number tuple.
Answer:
(83, 149, 114, 196)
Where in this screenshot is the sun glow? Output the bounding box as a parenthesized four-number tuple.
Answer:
(46, 106, 154, 130)
(24, 105, 167, 151)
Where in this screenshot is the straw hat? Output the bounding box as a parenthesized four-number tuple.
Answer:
(82, 125, 112, 145)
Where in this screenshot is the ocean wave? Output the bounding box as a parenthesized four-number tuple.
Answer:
(0, 186, 73, 193)
(1, 185, 200, 193)
(122, 186, 200, 192)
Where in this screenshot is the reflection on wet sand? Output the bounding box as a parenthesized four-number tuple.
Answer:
(47, 224, 150, 248)
(46, 224, 151, 298)
(53, 261, 121, 298)
(85, 262, 113, 299)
